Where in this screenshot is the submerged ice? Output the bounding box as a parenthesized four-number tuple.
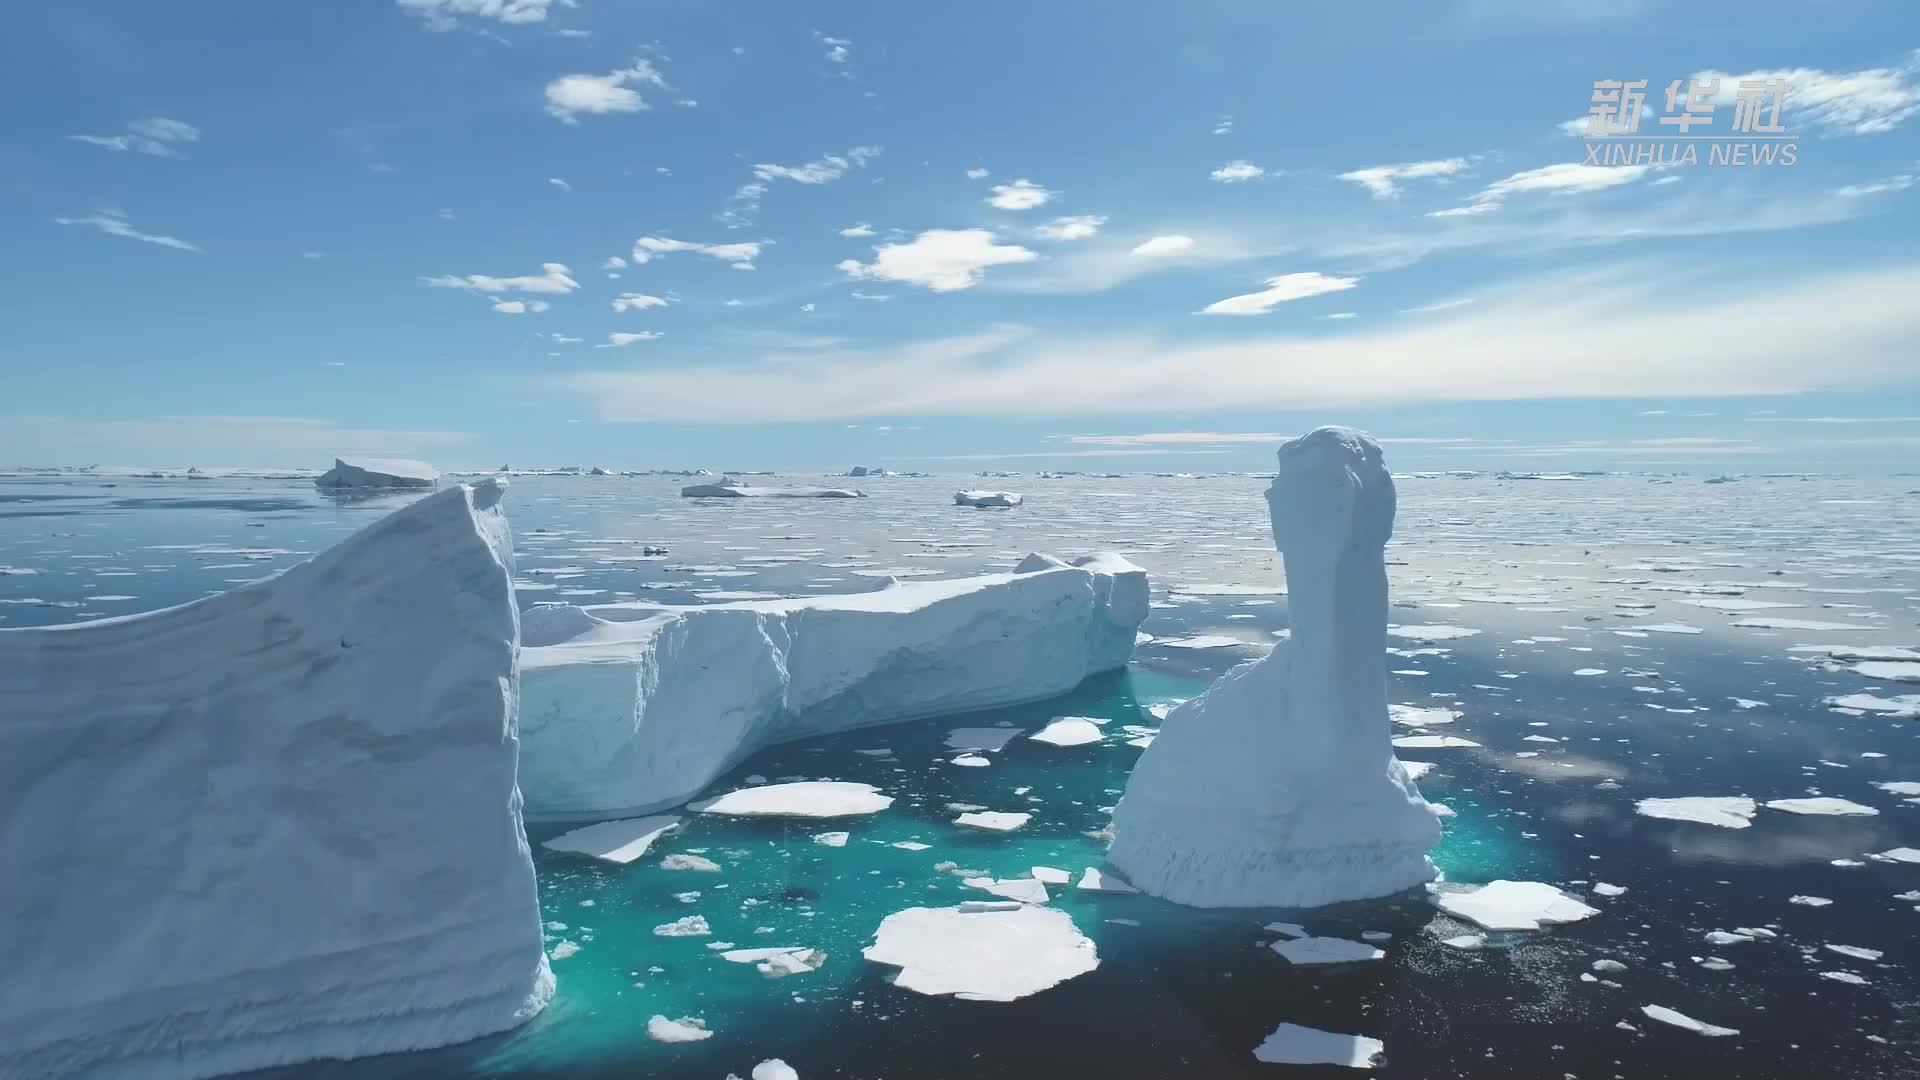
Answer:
(1107, 427, 1442, 908)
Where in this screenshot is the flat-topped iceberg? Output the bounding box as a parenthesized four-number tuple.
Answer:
(681, 477, 865, 498)
(0, 480, 551, 1079)
(516, 552, 1149, 820)
(313, 456, 439, 489)
(1107, 426, 1442, 908)
(954, 490, 1023, 508)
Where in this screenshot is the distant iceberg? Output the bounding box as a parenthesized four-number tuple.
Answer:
(0, 480, 552, 1078)
(516, 552, 1149, 820)
(954, 490, 1023, 508)
(681, 476, 865, 498)
(1107, 427, 1441, 908)
(313, 456, 439, 489)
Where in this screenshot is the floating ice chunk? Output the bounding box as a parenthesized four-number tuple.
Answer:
(1172, 583, 1286, 596)
(1732, 617, 1869, 631)
(1821, 970, 1869, 985)
(955, 811, 1030, 831)
(1875, 781, 1920, 796)
(1789, 895, 1832, 906)
(542, 815, 681, 864)
(1030, 718, 1104, 746)
(548, 941, 580, 961)
(1032, 866, 1071, 885)
(661, 853, 722, 872)
(1637, 623, 1704, 634)
(752, 1059, 800, 1080)
(1392, 734, 1481, 749)
(891, 841, 932, 852)
(1110, 429, 1441, 909)
(1634, 796, 1757, 829)
(1704, 931, 1753, 946)
(518, 554, 1149, 819)
(1252, 1023, 1384, 1068)
(1573, 668, 1608, 677)
(1849, 661, 1920, 682)
(646, 1015, 713, 1042)
(1765, 797, 1878, 816)
(1593, 882, 1627, 897)
(1263, 921, 1308, 938)
(681, 479, 864, 498)
(1400, 761, 1436, 781)
(312, 456, 438, 489)
(1388, 624, 1481, 640)
(862, 905, 1098, 1001)
(947, 727, 1022, 751)
(1828, 694, 1920, 718)
(1640, 1005, 1739, 1037)
(1592, 959, 1628, 973)
(654, 916, 711, 938)
(1676, 597, 1798, 612)
(1077, 867, 1139, 893)
(1825, 944, 1883, 961)
(1271, 936, 1384, 965)
(691, 782, 894, 819)
(1158, 635, 1254, 650)
(721, 947, 827, 977)
(1441, 933, 1486, 950)
(1389, 704, 1461, 727)
(963, 877, 1051, 904)
(1436, 881, 1599, 931)
(954, 490, 1023, 508)
(812, 832, 850, 847)
(0, 482, 551, 1079)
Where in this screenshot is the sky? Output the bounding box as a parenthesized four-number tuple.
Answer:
(3, 0, 1919, 473)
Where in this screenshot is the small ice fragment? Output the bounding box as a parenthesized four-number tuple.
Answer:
(661, 853, 721, 872)
(1270, 937, 1384, 965)
(1704, 931, 1753, 946)
(1824, 944, 1883, 961)
(962, 877, 1050, 904)
(891, 841, 932, 851)
(653, 915, 711, 938)
(861, 904, 1099, 1001)
(1789, 895, 1832, 907)
(1029, 718, 1104, 746)
(549, 941, 581, 960)
(1032, 866, 1071, 885)
(1264, 921, 1308, 938)
(1436, 881, 1599, 931)
(752, 1061, 800, 1080)
(1593, 883, 1627, 897)
(1821, 971, 1869, 985)
(951, 754, 991, 767)
(1764, 797, 1878, 817)
(691, 781, 893, 818)
(1251, 1023, 1384, 1068)
(1077, 867, 1139, 893)
(1640, 1005, 1739, 1037)
(542, 815, 681, 864)
(1592, 959, 1628, 973)
(955, 811, 1030, 831)
(1633, 796, 1757, 829)
(1442, 933, 1486, 950)
(812, 832, 850, 847)
(646, 1015, 713, 1043)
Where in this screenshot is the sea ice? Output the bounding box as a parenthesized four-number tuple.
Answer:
(963, 877, 1051, 904)
(1030, 717, 1104, 746)
(1251, 1023, 1384, 1068)
(1826, 693, 1920, 718)
(681, 478, 864, 498)
(1270, 936, 1385, 964)
(752, 1059, 800, 1080)
(1634, 796, 1757, 829)
(662, 853, 723, 871)
(1732, 618, 1869, 631)
(1435, 881, 1599, 931)
(954, 490, 1023, 508)
(1109, 428, 1442, 908)
(1032, 866, 1071, 885)
(1764, 797, 1878, 816)
(647, 1015, 714, 1042)
(517, 553, 1148, 819)
(542, 816, 681, 864)
(691, 782, 894, 818)
(0, 481, 551, 1079)
(1077, 867, 1139, 893)
(955, 811, 1031, 831)
(862, 905, 1099, 1001)
(1640, 1005, 1739, 1037)
(721, 947, 827, 977)
(312, 456, 438, 489)
(1391, 734, 1480, 749)
(1387, 624, 1481, 640)
(654, 916, 711, 938)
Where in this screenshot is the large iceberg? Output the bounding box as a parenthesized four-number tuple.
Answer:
(313, 456, 439, 489)
(516, 552, 1149, 820)
(1106, 426, 1441, 908)
(0, 480, 553, 1078)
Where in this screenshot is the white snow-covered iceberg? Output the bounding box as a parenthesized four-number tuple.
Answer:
(680, 477, 865, 498)
(1106, 426, 1441, 908)
(516, 552, 1149, 820)
(0, 480, 552, 1079)
(954, 490, 1023, 508)
(313, 456, 439, 489)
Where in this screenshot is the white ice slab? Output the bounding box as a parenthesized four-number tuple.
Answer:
(1252, 1023, 1384, 1069)
(1030, 718, 1104, 746)
(1436, 881, 1599, 931)
(862, 904, 1098, 1001)
(1077, 867, 1139, 893)
(646, 1015, 714, 1042)
(955, 811, 1031, 831)
(1634, 796, 1757, 829)
(1765, 797, 1878, 816)
(963, 877, 1051, 904)
(1640, 1005, 1739, 1037)
(1271, 936, 1384, 964)
(542, 816, 681, 864)
(690, 781, 893, 818)
(954, 490, 1023, 508)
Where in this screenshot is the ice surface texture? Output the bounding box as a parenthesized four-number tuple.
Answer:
(1107, 426, 1442, 907)
(0, 480, 552, 1079)
(517, 552, 1149, 820)
(312, 456, 439, 488)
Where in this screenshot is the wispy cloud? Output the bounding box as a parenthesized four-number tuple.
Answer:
(1034, 215, 1106, 241)
(1745, 414, 1920, 424)
(726, 146, 879, 226)
(612, 292, 670, 311)
(398, 0, 575, 30)
(632, 236, 763, 269)
(1336, 157, 1468, 198)
(423, 262, 578, 294)
(69, 116, 201, 158)
(491, 298, 550, 314)
(1693, 50, 1920, 135)
(544, 60, 666, 123)
(1210, 160, 1266, 183)
(986, 179, 1056, 211)
(54, 209, 201, 252)
(838, 229, 1037, 292)
(598, 331, 664, 347)
(1200, 272, 1358, 315)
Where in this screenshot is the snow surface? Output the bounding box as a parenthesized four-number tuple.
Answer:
(542, 815, 681, 864)
(1252, 1023, 1384, 1068)
(1109, 428, 1441, 908)
(517, 552, 1148, 820)
(312, 456, 438, 489)
(1435, 880, 1600, 931)
(862, 905, 1098, 1001)
(954, 490, 1023, 508)
(0, 480, 552, 1079)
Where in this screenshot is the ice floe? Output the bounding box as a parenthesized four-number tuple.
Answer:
(1434, 881, 1599, 931)
(862, 905, 1098, 1001)
(953, 490, 1023, 508)
(1764, 797, 1878, 816)
(955, 811, 1031, 831)
(1634, 796, 1757, 829)
(542, 815, 681, 864)
(1029, 717, 1104, 746)
(1270, 936, 1384, 964)
(691, 781, 893, 818)
(1640, 1005, 1739, 1037)
(1251, 1023, 1384, 1068)
(646, 1015, 714, 1042)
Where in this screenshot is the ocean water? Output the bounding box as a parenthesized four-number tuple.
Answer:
(4, 469, 1920, 1078)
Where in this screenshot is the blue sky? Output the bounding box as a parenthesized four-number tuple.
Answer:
(4, 0, 1918, 472)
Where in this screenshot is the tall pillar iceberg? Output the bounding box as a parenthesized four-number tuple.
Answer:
(1107, 426, 1441, 908)
(0, 480, 553, 1079)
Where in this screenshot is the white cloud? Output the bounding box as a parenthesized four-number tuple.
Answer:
(1693, 52, 1920, 135)
(599, 331, 664, 347)
(800, 302, 816, 312)
(1833, 174, 1914, 198)
(0, 414, 472, 464)
(1402, 297, 1474, 314)
(1427, 163, 1649, 216)
(966, 167, 990, 179)
(850, 290, 891, 301)
(544, 60, 665, 123)
(540, 260, 1920, 423)
(632, 236, 764, 268)
(1323, 312, 1357, 320)
(612, 292, 669, 311)
(1131, 234, 1196, 256)
(491, 298, 550, 314)
(815, 31, 851, 65)
(423, 262, 578, 294)
(1200, 272, 1358, 315)
(752, 147, 879, 184)
(1212, 116, 1233, 136)
(602, 255, 627, 269)
(1034, 215, 1106, 241)
(549, 333, 582, 344)
(986, 178, 1055, 211)
(1210, 160, 1265, 183)
(836, 229, 1037, 292)
(1426, 202, 1500, 219)
(1336, 157, 1468, 198)
(53, 209, 200, 252)
(398, 0, 573, 29)
(68, 116, 200, 158)
(839, 223, 876, 237)
(548, 177, 571, 191)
